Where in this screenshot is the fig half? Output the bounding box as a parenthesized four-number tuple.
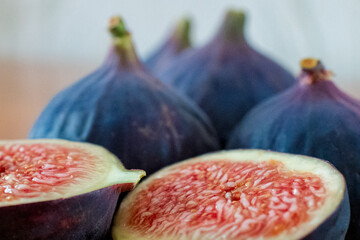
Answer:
(113, 150, 349, 240)
(0, 139, 145, 240)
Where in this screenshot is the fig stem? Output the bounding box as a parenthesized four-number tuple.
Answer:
(301, 58, 324, 71)
(109, 16, 128, 38)
(219, 10, 246, 42)
(172, 17, 192, 50)
(300, 58, 333, 83)
(107, 16, 142, 68)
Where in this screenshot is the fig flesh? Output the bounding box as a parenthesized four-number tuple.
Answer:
(145, 17, 192, 74)
(0, 139, 145, 240)
(29, 17, 220, 176)
(227, 58, 359, 239)
(156, 10, 295, 145)
(113, 150, 349, 240)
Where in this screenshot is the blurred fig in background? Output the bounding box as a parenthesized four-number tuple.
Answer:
(157, 10, 295, 145)
(145, 17, 192, 75)
(29, 16, 220, 176)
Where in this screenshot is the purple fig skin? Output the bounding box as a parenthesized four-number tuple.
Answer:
(156, 10, 295, 145)
(227, 59, 357, 239)
(0, 184, 133, 240)
(145, 17, 192, 74)
(28, 17, 220, 176)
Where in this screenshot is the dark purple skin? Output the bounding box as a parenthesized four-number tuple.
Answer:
(156, 10, 295, 145)
(0, 183, 134, 240)
(145, 18, 192, 75)
(29, 19, 220, 176)
(227, 62, 357, 239)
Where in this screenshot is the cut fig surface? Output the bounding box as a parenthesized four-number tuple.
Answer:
(0, 139, 145, 240)
(0, 139, 144, 206)
(113, 150, 349, 240)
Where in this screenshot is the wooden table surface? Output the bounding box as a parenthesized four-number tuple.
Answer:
(0, 60, 359, 139)
(0, 60, 94, 139)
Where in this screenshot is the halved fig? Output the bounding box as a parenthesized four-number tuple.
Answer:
(113, 150, 349, 240)
(0, 139, 145, 240)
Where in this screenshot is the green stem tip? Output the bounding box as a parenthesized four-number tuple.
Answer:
(220, 9, 246, 41)
(173, 17, 192, 48)
(109, 16, 129, 38)
(107, 16, 141, 67)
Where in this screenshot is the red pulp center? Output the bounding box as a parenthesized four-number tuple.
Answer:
(126, 160, 326, 239)
(0, 143, 94, 202)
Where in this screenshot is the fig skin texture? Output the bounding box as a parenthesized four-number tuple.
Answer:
(156, 10, 295, 145)
(29, 17, 220, 176)
(145, 17, 192, 74)
(112, 150, 349, 240)
(1, 186, 123, 240)
(0, 139, 145, 240)
(227, 59, 358, 239)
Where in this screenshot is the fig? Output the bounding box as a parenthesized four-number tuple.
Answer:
(0, 139, 145, 240)
(156, 10, 295, 145)
(29, 16, 220, 175)
(145, 17, 192, 74)
(113, 150, 349, 240)
(227, 58, 359, 238)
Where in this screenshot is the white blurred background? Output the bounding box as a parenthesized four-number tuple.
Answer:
(0, 0, 359, 138)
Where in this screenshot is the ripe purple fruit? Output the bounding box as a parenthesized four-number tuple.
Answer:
(156, 10, 295, 145)
(29, 16, 220, 176)
(145, 17, 192, 75)
(228, 58, 359, 239)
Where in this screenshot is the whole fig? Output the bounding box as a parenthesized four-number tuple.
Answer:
(145, 17, 192, 75)
(29, 16, 220, 176)
(156, 10, 295, 145)
(228, 58, 360, 239)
